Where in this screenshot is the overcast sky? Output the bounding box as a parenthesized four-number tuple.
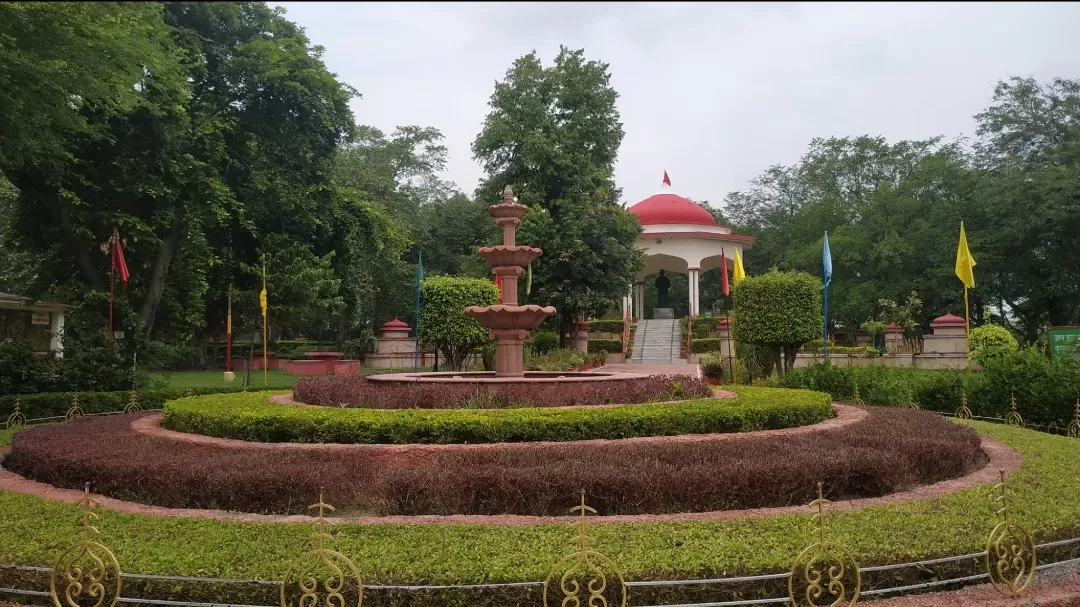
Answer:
(273, 1, 1079, 207)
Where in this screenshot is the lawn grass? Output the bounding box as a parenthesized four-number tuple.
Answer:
(0, 421, 1077, 584)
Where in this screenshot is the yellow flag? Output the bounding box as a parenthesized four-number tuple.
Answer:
(259, 282, 267, 318)
(733, 248, 747, 285)
(955, 221, 976, 289)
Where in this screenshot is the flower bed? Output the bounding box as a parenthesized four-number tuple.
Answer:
(159, 387, 832, 445)
(293, 374, 712, 409)
(5, 399, 982, 516)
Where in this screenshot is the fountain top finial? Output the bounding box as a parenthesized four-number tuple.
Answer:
(502, 185, 515, 202)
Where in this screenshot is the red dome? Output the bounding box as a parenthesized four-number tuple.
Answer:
(628, 193, 716, 227)
(931, 313, 966, 327)
(380, 318, 410, 331)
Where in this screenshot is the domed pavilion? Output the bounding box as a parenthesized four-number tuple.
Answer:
(625, 173, 755, 319)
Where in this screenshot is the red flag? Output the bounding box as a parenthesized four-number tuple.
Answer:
(721, 248, 730, 296)
(110, 227, 130, 291)
(662, 170, 671, 187)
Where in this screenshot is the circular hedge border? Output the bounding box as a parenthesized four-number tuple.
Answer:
(4, 401, 988, 517)
(292, 373, 714, 409)
(160, 387, 834, 445)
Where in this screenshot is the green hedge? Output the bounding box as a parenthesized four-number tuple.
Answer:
(587, 339, 623, 354)
(691, 338, 723, 353)
(1, 386, 244, 422)
(162, 387, 834, 445)
(800, 344, 880, 356)
(780, 347, 1080, 428)
(588, 319, 625, 334)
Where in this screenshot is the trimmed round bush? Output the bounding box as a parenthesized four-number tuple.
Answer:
(969, 324, 1019, 365)
(161, 387, 835, 445)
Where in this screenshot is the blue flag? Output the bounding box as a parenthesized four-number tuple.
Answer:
(822, 232, 832, 288)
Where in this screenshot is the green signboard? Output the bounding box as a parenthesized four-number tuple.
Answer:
(1048, 326, 1080, 362)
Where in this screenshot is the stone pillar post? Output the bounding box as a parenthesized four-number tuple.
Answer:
(717, 318, 735, 360)
(688, 268, 700, 317)
(491, 328, 528, 377)
(575, 319, 589, 354)
(884, 322, 904, 354)
(634, 282, 645, 321)
(49, 310, 65, 359)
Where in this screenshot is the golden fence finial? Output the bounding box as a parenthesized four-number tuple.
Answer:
(543, 490, 627, 607)
(1067, 399, 1080, 439)
(986, 469, 1035, 597)
(66, 395, 85, 422)
(6, 398, 26, 429)
(1005, 394, 1024, 427)
(123, 390, 142, 415)
(279, 492, 363, 607)
(788, 482, 861, 607)
(955, 390, 972, 420)
(50, 483, 122, 607)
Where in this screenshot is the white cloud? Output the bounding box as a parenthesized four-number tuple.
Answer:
(273, 1, 1080, 207)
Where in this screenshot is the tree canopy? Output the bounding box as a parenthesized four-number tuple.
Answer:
(472, 46, 644, 343)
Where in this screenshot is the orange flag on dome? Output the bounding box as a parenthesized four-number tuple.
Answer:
(662, 170, 671, 187)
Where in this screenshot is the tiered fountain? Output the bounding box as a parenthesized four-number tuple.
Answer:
(368, 186, 644, 385)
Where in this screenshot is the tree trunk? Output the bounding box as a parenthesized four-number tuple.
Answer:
(138, 206, 185, 336)
(772, 345, 783, 378)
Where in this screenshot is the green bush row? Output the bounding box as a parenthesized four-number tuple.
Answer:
(588, 339, 623, 354)
(587, 319, 625, 334)
(162, 387, 834, 445)
(800, 344, 881, 356)
(780, 346, 1080, 428)
(1, 386, 243, 421)
(691, 338, 723, 353)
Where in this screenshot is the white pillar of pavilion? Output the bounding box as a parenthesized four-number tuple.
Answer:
(688, 267, 700, 317)
(634, 281, 645, 321)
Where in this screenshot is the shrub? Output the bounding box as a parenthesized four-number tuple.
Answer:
(11, 397, 983, 517)
(528, 348, 584, 371)
(0, 386, 245, 421)
(732, 270, 822, 375)
(969, 324, 1019, 365)
(293, 374, 712, 410)
(419, 276, 500, 371)
(800, 343, 880, 356)
(781, 349, 1080, 428)
(691, 338, 723, 353)
(698, 353, 724, 379)
(531, 330, 559, 354)
(0, 337, 58, 395)
(587, 339, 622, 354)
(163, 387, 831, 445)
(587, 319, 624, 334)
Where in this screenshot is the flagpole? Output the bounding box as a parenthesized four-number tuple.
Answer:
(262, 258, 267, 389)
(414, 252, 422, 372)
(964, 287, 971, 374)
(225, 285, 233, 376)
(823, 282, 829, 360)
(108, 265, 115, 348)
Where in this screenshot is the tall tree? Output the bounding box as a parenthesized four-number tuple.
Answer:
(472, 47, 644, 343)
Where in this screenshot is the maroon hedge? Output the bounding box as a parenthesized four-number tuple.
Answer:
(5, 407, 987, 516)
(292, 374, 713, 409)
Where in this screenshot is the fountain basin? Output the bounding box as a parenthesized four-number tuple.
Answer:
(476, 246, 543, 269)
(489, 202, 530, 221)
(464, 304, 556, 331)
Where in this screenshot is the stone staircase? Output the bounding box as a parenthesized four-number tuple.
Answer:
(633, 310, 681, 364)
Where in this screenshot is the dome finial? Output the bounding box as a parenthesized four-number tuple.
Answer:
(502, 185, 515, 203)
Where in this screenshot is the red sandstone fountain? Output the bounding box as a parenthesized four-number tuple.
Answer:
(464, 186, 556, 377)
(367, 186, 645, 385)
